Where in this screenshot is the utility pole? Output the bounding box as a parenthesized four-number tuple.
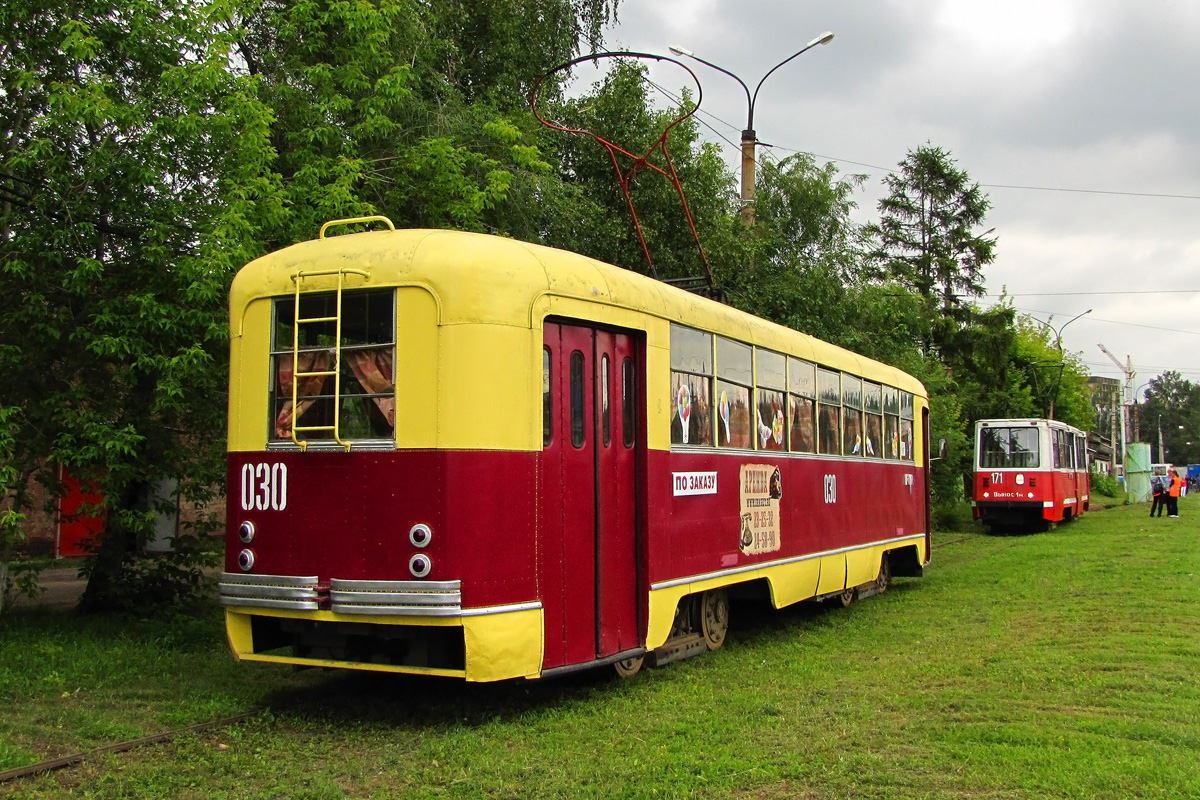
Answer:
(1097, 344, 1134, 465)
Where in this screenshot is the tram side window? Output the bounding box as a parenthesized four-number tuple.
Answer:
(1075, 435, 1087, 471)
(817, 368, 841, 455)
(863, 381, 882, 458)
(788, 358, 816, 454)
(979, 427, 1040, 469)
(270, 289, 395, 443)
(842, 374, 863, 456)
(716, 337, 753, 448)
(1053, 428, 1071, 469)
(883, 386, 901, 460)
(899, 391, 915, 461)
(670, 324, 713, 446)
(756, 349, 787, 451)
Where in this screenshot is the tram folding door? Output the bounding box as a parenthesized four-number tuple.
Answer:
(540, 322, 641, 670)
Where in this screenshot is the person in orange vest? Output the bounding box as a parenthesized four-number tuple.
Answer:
(1166, 467, 1184, 517)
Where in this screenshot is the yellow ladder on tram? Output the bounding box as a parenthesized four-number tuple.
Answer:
(286, 216, 391, 451)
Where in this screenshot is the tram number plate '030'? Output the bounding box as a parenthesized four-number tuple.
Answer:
(823, 474, 837, 504)
(240, 462, 288, 512)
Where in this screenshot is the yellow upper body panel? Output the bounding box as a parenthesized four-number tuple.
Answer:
(228, 228, 927, 453)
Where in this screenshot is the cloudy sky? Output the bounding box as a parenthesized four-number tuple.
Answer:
(596, 0, 1200, 396)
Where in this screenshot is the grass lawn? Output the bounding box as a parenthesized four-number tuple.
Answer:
(3, 500, 1198, 799)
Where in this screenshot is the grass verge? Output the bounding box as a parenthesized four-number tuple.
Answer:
(3, 501, 1199, 798)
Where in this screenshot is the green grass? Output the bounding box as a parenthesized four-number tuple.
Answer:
(4, 502, 1199, 798)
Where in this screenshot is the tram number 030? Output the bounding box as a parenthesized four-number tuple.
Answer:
(240, 462, 288, 512)
(823, 474, 838, 504)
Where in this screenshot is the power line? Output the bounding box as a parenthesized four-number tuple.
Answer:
(983, 183, 1200, 201)
(1011, 305, 1200, 336)
(987, 289, 1200, 297)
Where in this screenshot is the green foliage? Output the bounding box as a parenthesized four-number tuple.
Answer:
(866, 143, 995, 316)
(1, 0, 279, 612)
(1090, 467, 1122, 498)
(1137, 371, 1200, 464)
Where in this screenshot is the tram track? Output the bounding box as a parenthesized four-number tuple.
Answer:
(0, 710, 260, 784)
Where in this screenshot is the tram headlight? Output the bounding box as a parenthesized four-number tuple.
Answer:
(409, 553, 432, 578)
(238, 520, 256, 544)
(409, 523, 432, 548)
(237, 549, 256, 572)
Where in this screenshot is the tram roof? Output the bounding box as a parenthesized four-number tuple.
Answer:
(976, 418, 1086, 434)
(232, 227, 925, 398)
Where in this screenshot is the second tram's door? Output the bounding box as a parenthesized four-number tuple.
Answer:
(540, 322, 641, 670)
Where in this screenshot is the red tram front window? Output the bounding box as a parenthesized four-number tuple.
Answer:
(980, 427, 1040, 469)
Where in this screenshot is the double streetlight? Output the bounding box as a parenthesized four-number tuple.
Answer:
(670, 31, 834, 225)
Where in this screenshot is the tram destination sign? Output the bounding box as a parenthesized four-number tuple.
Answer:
(672, 471, 718, 496)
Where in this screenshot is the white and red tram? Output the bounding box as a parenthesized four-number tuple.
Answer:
(972, 418, 1090, 532)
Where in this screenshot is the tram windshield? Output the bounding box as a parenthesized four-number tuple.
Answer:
(979, 426, 1040, 469)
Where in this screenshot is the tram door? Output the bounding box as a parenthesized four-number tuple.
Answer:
(540, 322, 641, 669)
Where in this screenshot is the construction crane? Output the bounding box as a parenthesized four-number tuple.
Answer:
(1097, 344, 1133, 465)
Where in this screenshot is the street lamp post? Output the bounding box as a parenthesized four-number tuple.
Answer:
(670, 31, 834, 226)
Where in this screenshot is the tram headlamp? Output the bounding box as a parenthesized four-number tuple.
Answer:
(237, 549, 256, 572)
(409, 523, 432, 548)
(409, 553, 432, 578)
(238, 520, 256, 544)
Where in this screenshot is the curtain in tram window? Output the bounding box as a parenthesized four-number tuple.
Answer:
(345, 348, 395, 427)
(274, 351, 333, 438)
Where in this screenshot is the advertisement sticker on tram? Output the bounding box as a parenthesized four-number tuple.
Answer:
(739, 464, 782, 555)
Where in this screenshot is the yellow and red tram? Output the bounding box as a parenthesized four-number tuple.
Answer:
(220, 218, 933, 681)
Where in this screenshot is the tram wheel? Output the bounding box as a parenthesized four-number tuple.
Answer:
(876, 554, 891, 595)
(831, 588, 855, 608)
(613, 655, 644, 678)
(700, 589, 730, 650)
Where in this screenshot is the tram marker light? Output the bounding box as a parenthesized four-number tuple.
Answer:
(409, 523, 432, 548)
(237, 549, 256, 572)
(238, 521, 256, 544)
(409, 553, 432, 578)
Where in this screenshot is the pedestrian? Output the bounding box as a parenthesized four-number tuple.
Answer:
(1166, 467, 1184, 518)
(1150, 473, 1166, 517)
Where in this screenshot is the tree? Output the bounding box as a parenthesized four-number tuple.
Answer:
(866, 144, 995, 353)
(1138, 371, 1200, 464)
(1, 0, 280, 611)
(722, 153, 871, 343)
